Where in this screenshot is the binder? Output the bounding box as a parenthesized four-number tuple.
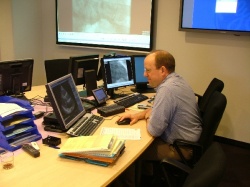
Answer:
(58, 134, 126, 166)
(62, 140, 125, 164)
(58, 134, 116, 153)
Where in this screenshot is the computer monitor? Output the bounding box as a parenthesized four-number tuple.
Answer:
(70, 54, 99, 87)
(45, 74, 86, 130)
(92, 87, 108, 106)
(44, 59, 71, 83)
(131, 55, 155, 93)
(101, 56, 134, 99)
(0, 58, 34, 97)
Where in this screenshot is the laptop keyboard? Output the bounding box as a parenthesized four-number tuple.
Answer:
(66, 113, 104, 137)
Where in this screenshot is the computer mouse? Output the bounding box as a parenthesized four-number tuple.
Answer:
(116, 118, 131, 125)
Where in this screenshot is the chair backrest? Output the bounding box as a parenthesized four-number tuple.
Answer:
(183, 142, 227, 187)
(44, 59, 71, 83)
(198, 91, 227, 151)
(199, 78, 224, 114)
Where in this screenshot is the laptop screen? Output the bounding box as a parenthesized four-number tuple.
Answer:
(45, 74, 86, 130)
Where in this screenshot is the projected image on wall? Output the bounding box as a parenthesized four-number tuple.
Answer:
(56, 0, 154, 50)
(72, 0, 131, 34)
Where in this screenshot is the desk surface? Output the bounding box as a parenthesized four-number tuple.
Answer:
(1, 85, 154, 187)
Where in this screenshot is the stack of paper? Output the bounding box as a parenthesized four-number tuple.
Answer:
(0, 103, 27, 118)
(58, 134, 125, 167)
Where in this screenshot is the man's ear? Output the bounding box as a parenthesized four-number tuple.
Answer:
(161, 66, 168, 74)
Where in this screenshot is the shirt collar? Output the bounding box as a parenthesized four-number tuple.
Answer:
(155, 72, 176, 90)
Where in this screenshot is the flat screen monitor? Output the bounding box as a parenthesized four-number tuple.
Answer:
(44, 59, 71, 83)
(70, 54, 99, 86)
(179, 0, 250, 36)
(0, 59, 33, 97)
(56, 0, 155, 51)
(45, 74, 86, 130)
(101, 56, 134, 98)
(131, 55, 155, 93)
(92, 87, 108, 106)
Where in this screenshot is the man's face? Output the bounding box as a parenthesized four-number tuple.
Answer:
(144, 54, 165, 88)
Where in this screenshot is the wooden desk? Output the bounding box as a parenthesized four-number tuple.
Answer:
(1, 85, 154, 187)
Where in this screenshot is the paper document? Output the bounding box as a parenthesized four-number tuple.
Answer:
(59, 135, 115, 153)
(100, 127, 141, 140)
(0, 103, 27, 118)
(2, 116, 30, 128)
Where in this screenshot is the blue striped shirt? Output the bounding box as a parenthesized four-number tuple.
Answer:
(147, 73, 202, 144)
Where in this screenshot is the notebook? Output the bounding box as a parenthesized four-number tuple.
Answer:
(45, 74, 103, 132)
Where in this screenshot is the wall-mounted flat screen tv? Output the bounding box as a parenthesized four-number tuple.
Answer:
(179, 0, 250, 36)
(56, 0, 155, 52)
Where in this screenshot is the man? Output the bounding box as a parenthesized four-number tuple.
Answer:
(112, 50, 202, 186)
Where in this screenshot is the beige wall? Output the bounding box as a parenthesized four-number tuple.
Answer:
(0, 0, 15, 60)
(1, 0, 250, 144)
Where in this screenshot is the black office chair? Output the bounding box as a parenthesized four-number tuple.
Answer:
(172, 91, 227, 168)
(195, 78, 224, 116)
(44, 59, 71, 83)
(161, 142, 227, 187)
(140, 91, 227, 186)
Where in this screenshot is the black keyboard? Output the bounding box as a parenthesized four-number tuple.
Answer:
(66, 113, 104, 136)
(97, 104, 125, 117)
(113, 93, 149, 108)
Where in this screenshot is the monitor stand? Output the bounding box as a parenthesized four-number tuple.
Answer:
(130, 84, 155, 93)
(107, 88, 128, 99)
(10, 92, 31, 103)
(43, 112, 65, 133)
(44, 95, 50, 102)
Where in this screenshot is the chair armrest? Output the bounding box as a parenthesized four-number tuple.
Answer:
(172, 139, 203, 167)
(195, 93, 202, 98)
(161, 157, 192, 187)
(195, 93, 202, 105)
(173, 139, 201, 148)
(161, 157, 192, 174)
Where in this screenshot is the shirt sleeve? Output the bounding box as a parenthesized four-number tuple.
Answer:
(147, 85, 176, 138)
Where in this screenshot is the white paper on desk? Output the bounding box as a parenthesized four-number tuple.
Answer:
(0, 103, 27, 118)
(100, 127, 141, 140)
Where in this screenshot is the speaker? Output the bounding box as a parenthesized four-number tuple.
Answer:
(84, 69, 97, 96)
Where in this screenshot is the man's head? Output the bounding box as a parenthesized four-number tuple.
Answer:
(144, 50, 175, 88)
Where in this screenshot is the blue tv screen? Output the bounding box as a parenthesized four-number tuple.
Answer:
(179, 0, 250, 35)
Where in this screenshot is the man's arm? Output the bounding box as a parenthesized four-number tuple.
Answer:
(117, 108, 152, 125)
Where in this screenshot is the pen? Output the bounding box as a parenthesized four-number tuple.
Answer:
(148, 96, 155, 103)
(49, 145, 60, 149)
(137, 104, 151, 109)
